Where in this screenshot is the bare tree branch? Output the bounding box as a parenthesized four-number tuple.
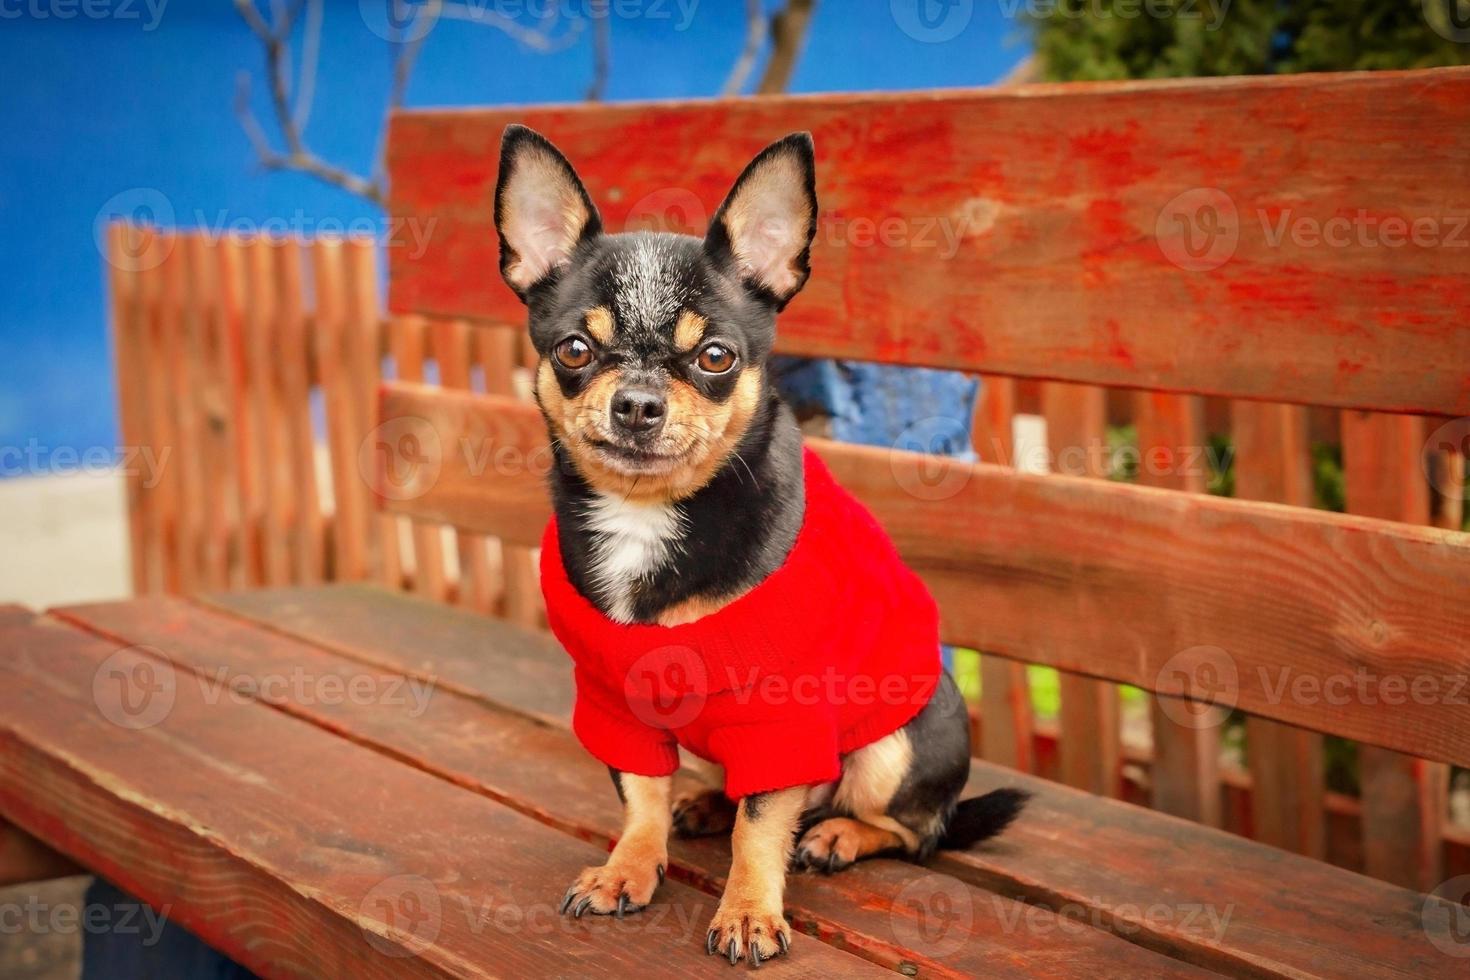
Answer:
(233, 0, 577, 208)
(585, 0, 611, 101)
(722, 0, 768, 96)
(757, 0, 815, 95)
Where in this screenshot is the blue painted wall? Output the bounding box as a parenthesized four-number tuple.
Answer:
(0, 1, 1029, 474)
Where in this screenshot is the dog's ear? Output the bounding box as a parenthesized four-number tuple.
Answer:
(494, 125, 602, 301)
(704, 132, 817, 310)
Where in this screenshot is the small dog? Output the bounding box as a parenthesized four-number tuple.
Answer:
(494, 124, 1026, 967)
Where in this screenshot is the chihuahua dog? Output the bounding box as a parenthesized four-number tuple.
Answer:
(493, 124, 1026, 967)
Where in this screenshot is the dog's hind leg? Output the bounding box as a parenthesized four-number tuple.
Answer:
(672, 749, 738, 837)
(795, 672, 973, 871)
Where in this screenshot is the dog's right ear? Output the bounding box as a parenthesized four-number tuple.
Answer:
(494, 125, 602, 302)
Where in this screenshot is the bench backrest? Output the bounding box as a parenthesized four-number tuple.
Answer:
(380, 66, 1470, 762)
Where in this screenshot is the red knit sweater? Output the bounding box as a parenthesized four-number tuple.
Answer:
(541, 449, 941, 799)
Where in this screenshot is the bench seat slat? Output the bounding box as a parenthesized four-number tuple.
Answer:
(0, 608, 880, 980)
(387, 68, 1470, 417)
(202, 585, 1458, 979)
(61, 594, 1213, 979)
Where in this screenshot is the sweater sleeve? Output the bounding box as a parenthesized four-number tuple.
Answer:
(570, 664, 681, 778)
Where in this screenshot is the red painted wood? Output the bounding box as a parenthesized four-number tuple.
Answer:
(387, 68, 1470, 416)
(201, 586, 1455, 979)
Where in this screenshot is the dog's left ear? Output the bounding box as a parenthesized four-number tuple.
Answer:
(704, 132, 817, 310)
(494, 124, 603, 301)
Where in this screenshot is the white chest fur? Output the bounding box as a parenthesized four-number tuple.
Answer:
(583, 493, 684, 623)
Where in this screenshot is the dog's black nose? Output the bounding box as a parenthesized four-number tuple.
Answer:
(611, 387, 666, 436)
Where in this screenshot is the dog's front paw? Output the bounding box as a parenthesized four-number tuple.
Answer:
(705, 898, 790, 967)
(560, 855, 666, 918)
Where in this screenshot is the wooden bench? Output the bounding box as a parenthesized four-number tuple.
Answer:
(2, 66, 1466, 976)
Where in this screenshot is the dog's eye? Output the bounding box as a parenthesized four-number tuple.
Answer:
(696, 343, 736, 374)
(554, 337, 593, 370)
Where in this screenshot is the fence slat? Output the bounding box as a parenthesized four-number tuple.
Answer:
(1341, 410, 1449, 891)
(1231, 401, 1328, 858)
(136, 236, 180, 592)
(216, 236, 265, 587)
(971, 376, 1034, 772)
(387, 317, 450, 602)
(311, 240, 371, 582)
(238, 238, 293, 586)
(344, 240, 402, 590)
(430, 319, 496, 613)
(159, 235, 206, 593)
(477, 326, 540, 626)
(107, 225, 153, 594)
(1042, 381, 1120, 797)
(185, 235, 245, 591)
(272, 239, 325, 584)
(1134, 391, 1220, 827)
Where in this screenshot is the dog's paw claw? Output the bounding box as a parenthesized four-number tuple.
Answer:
(705, 904, 790, 967)
(560, 857, 665, 918)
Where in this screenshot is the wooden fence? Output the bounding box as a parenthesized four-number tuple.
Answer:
(107, 224, 540, 626)
(109, 118, 1469, 894)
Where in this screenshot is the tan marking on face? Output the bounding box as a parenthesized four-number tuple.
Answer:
(673, 310, 708, 352)
(585, 305, 615, 345)
(544, 362, 765, 506)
